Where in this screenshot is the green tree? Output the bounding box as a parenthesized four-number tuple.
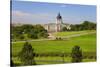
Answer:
(38, 31, 48, 38)
(70, 21, 96, 31)
(18, 42, 36, 65)
(12, 24, 48, 40)
(34, 24, 45, 32)
(71, 45, 82, 62)
(70, 25, 76, 31)
(28, 32, 38, 39)
(21, 24, 34, 33)
(62, 27, 67, 31)
(82, 21, 96, 30)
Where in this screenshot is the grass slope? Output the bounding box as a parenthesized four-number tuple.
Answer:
(53, 30, 95, 36)
(12, 31, 96, 65)
(12, 33, 96, 56)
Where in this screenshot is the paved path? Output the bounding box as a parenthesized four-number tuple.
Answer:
(12, 39, 52, 43)
(12, 32, 95, 43)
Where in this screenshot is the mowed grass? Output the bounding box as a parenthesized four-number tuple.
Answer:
(12, 31, 96, 65)
(12, 32, 96, 56)
(13, 56, 96, 65)
(53, 30, 95, 36)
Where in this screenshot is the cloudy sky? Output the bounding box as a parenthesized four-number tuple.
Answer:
(12, 0, 96, 24)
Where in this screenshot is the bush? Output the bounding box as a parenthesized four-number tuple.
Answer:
(71, 45, 83, 63)
(88, 56, 94, 59)
(18, 42, 36, 65)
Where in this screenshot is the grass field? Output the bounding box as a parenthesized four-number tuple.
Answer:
(53, 30, 95, 36)
(12, 33, 96, 55)
(13, 56, 96, 65)
(11, 30, 96, 65)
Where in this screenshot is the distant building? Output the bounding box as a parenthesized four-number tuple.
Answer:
(42, 13, 71, 32)
(12, 13, 71, 33)
(56, 12, 63, 32)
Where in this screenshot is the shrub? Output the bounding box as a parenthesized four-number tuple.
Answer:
(18, 42, 36, 65)
(71, 45, 83, 63)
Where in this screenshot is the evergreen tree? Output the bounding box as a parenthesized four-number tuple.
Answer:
(18, 42, 36, 65)
(71, 45, 82, 62)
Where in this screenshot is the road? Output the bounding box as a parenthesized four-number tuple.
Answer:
(12, 32, 96, 43)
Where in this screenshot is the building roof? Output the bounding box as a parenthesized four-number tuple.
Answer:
(57, 13, 62, 19)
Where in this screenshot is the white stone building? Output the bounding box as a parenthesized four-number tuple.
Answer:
(42, 13, 71, 32)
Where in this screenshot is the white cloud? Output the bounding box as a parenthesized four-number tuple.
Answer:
(12, 11, 32, 17)
(12, 10, 53, 18)
(60, 5, 67, 7)
(12, 10, 55, 24)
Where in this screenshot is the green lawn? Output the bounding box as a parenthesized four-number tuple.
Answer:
(53, 30, 95, 36)
(11, 31, 96, 65)
(13, 56, 96, 65)
(12, 33, 96, 56)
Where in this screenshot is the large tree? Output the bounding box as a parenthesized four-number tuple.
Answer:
(82, 21, 96, 30)
(70, 21, 96, 31)
(21, 24, 34, 34)
(71, 45, 82, 63)
(18, 42, 36, 65)
(12, 24, 48, 40)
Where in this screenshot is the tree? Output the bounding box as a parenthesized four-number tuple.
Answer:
(70, 21, 96, 31)
(12, 24, 48, 40)
(62, 27, 67, 31)
(70, 25, 76, 31)
(34, 24, 45, 33)
(28, 31, 38, 39)
(71, 45, 82, 62)
(38, 31, 48, 38)
(82, 21, 96, 30)
(22, 24, 34, 33)
(18, 42, 36, 65)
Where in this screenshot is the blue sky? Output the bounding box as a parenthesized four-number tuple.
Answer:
(12, 1, 96, 24)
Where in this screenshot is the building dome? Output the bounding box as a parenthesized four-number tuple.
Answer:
(57, 13, 62, 19)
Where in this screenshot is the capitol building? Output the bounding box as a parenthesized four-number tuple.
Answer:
(42, 13, 71, 33)
(12, 13, 71, 33)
